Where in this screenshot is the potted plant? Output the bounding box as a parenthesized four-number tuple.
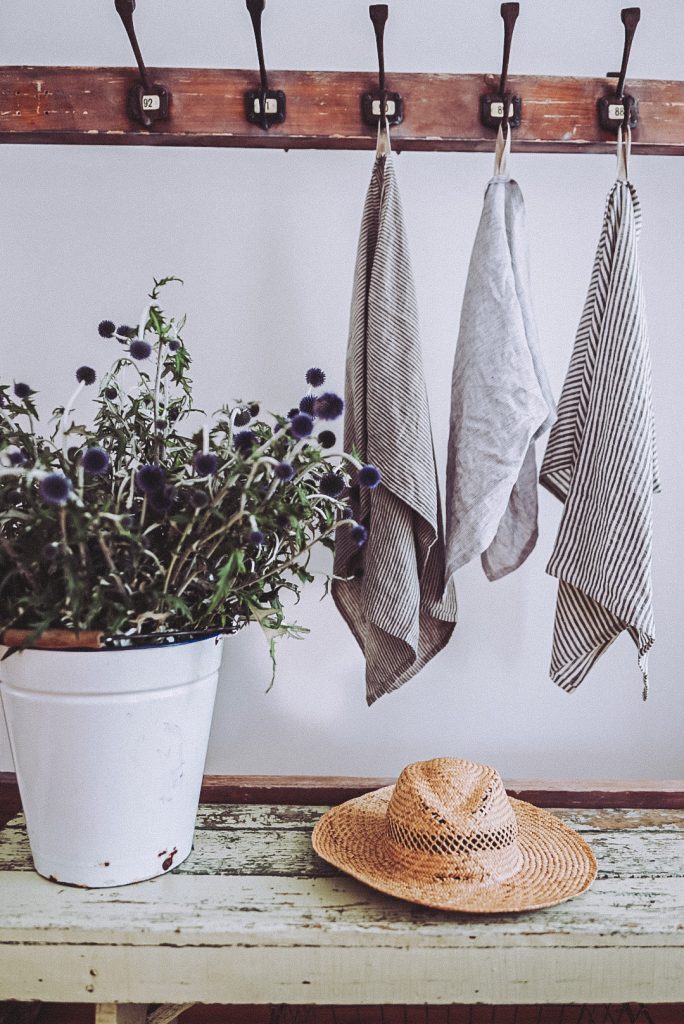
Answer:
(0, 278, 377, 887)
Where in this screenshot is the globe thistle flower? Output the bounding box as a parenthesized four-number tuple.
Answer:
(117, 325, 134, 338)
(81, 446, 111, 476)
(306, 367, 326, 388)
(76, 366, 96, 386)
(121, 513, 138, 530)
(135, 463, 166, 494)
(359, 464, 382, 489)
(290, 412, 314, 439)
(129, 339, 152, 360)
(313, 392, 344, 421)
(351, 523, 368, 547)
(287, 407, 300, 419)
(234, 408, 251, 428)
(317, 430, 336, 450)
(104, 386, 118, 401)
(249, 403, 260, 417)
(193, 451, 219, 477)
(339, 506, 354, 520)
(155, 418, 167, 431)
(234, 429, 257, 454)
(168, 338, 181, 352)
(39, 472, 72, 507)
(188, 488, 210, 510)
(98, 320, 116, 338)
(7, 447, 28, 467)
(274, 461, 295, 481)
(249, 529, 265, 546)
(149, 485, 176, 515)
(275, 512, 290, 528)
(319, 472, 345, 498)
(13, 382, 33, 400)
(299, 395, 316, 416)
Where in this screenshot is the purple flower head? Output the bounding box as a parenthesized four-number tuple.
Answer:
(155, 418, 167, 431)
(168, 338, 182, 352)
(129, 339, 152, 360)
(104, 386, 118, 401)
(7, 447, 28, 467)
(287, 407, 300, 419)
(313, 392, 344, 421)
(359, 464, 382, 489)
(135, 463, 166, 494)
(275, 512, 290, 528)
(340, 506, 354, 520)
(290, 413, 314, 439)
(249, 529, 265, 546)
(351, 523, 368, 547)
(117, 325, 135, 338)
(39, 472, 72, 507)
(306, 367, 326, 388)
(13, 382, 33, 400)
(299, 395, 316, 416)
(234, 429, 257, 454)
(188, 488, 210, 510)
(319, 472, 345, 498)
(274, 461, 295, 481)
(249, 403, 260, 417)
(82, 446, 111, 476)
(317, 430, 336, 450)
(149, 485, 176, 515)
(193, 451, 219, 477)
(234, 408, 251, 427)
(98, 320, 116, 338)
(76, 365, 96, 386)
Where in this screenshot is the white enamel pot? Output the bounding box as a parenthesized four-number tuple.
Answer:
(0, 634, 224, 888)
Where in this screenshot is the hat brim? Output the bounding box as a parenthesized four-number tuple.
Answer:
(312, 786, 597, 913)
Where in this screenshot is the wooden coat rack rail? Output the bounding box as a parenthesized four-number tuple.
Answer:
(1, 67, 684, 153)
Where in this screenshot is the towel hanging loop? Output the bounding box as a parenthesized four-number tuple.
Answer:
(114, 0, 170, 128)
(361, 5, 404, 128)
(598, 7, 640, 132)
(480, 3, 522, 132)
(244, 0, 286, 130)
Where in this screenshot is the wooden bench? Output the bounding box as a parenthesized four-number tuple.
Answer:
(0, 778, 682, 1024)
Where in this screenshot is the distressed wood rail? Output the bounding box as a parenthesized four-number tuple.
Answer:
(2, 68, 684, 153)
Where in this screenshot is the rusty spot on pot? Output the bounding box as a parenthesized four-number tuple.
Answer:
(162, 847, 178, 871)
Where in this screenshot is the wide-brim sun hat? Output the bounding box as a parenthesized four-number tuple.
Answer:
(312, 758, 597, 913)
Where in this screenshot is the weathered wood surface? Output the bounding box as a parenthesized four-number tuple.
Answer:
(2, 68, 684, 154)
(0, 804, 682, 1005)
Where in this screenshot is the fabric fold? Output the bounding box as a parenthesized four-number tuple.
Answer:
(332, 126, 457, 706)
(446, 129, 555, 582)
(539, 129, 660, 698)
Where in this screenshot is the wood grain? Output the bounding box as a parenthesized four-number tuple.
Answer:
(1, 68, 684, 153)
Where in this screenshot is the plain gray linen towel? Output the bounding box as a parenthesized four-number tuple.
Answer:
(446, 129, 555, 582)
(540, 129, 660, 698)
(332, 126, 457, 705)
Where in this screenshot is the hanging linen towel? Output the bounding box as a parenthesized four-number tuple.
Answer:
(539, 128, 660, 698)
(332, 124, 457, 706)
(446, 127, 555, 582)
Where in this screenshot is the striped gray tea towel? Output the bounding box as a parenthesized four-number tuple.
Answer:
(446, 127, 555, 582)
(332, 124, 458, 705)
(540, 128, 660, 698)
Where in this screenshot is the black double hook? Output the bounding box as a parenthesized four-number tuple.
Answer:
(480, 3, 522, 131)
(244, 0, 286, 130)
(598, 7, 640, 132)
(114, 0, 170, 127)
(361, 5, 404, 128)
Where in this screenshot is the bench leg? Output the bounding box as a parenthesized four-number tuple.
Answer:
(95, 1004, 195, 1024)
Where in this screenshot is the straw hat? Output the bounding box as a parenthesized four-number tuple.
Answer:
(312, 758, 597, 913)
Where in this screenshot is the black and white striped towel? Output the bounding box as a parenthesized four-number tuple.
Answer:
(539, 129, 660, 698)
(332, 125, 457, 705)
(446, 127, 555, 581)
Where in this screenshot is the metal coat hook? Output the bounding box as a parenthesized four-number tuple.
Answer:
(244, 0, 285, 130)
(114, 0, 170, 127)
(361, 5, 404, 128)
(598, 7, 640, 132)
(480, 3, 522, 131)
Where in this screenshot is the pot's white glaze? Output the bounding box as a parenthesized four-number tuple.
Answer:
(0, 635, 224, 887)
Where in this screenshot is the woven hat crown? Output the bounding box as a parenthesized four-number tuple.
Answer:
(385, 758, 523, 882)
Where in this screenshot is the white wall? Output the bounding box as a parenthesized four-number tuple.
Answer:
(1, 0, 682, 779)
